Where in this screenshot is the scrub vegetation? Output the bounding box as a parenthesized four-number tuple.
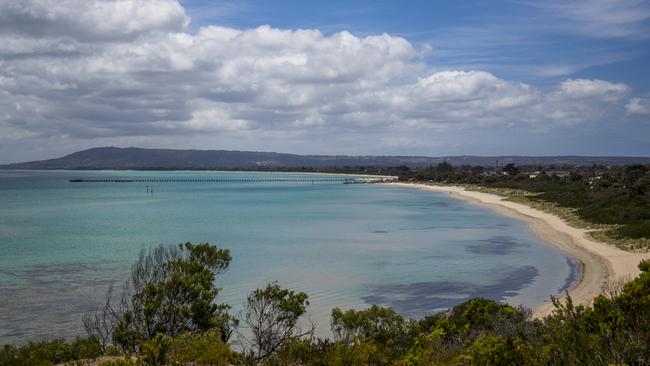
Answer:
(2, 242, 650, 365)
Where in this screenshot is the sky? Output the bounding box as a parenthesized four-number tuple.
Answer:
(1, 0, 650, 163)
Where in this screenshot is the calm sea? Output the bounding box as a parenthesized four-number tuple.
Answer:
(0, 170, 578, 344)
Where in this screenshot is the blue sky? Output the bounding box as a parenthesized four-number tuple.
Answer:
(181, 0, 650, 88)
(0, 0, 649, 163)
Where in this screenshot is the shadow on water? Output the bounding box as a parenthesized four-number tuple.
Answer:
(561, 257, 582, 293)
(361, 266, 539, 318)
(465, 235, 527, 255)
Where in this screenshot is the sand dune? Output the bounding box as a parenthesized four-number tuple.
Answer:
(389, 183, 650, 318)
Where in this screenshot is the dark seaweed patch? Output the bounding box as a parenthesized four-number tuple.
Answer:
(361, 266, 538, 318)
(466, 236, 524, 255)
(560, 257, 582, 293)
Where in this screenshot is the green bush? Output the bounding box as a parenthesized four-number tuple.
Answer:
(97, 359, 139, 366)
(166, 329, 238, 366)
(456, 334, 521, 366)
(331, 304, 411, 358)
(613, 220, 650, 239)
(267, 338, 388, 366)
(112, 243, 236, 353)
(0, 336, 101, 366)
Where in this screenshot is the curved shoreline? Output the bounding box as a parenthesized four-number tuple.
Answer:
(388, 182, 650, 318)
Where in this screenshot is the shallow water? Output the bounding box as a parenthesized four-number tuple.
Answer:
(0, 170, 579, 343)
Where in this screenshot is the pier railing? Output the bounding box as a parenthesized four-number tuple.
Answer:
(68, 177, 398, 184)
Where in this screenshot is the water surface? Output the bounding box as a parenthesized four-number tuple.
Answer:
(0, 170, 578, 343)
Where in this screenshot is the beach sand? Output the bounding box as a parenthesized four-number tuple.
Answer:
(389, 182, 650, 318)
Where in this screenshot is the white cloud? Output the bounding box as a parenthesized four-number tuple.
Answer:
(0, 0, 189, 40)
(626, 97, 650, 115)
(0, 0, 645, 159)
(532, 0, 650, 39)
(535, 79, 631, 125)
(184, 108, 251, 131)
(556, 79, 630, 101)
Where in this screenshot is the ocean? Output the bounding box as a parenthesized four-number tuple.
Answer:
(0, 170, 579, 344)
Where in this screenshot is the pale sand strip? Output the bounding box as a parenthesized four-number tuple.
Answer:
(388, 182, 650, 318)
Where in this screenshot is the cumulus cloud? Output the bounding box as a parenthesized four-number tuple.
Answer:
(626, 97, 650, 115)
(0, 0, 188, 41)
(556, 79, 630, 101)
(0, 0, 645, 159)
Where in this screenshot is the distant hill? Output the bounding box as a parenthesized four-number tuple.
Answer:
(1, 147, 650, 170)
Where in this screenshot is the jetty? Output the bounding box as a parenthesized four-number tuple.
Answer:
(68, 177, 398, 184)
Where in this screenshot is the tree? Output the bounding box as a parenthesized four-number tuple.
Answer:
(541, 261, 650, 365)
(502, 163, 519, 176)
(83, 283, 119, 353)
(165, 329, 239, 366)
(110, 242, 236, 352)
(632, 171, 650, 195)
(331, 305, 410, 357)
(331, 305, 405, 344)
(240, 282, 314, 362)
(0, 337, 102, 366)
(436, 161, 454, 173)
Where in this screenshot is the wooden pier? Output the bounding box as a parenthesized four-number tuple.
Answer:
(68, 176, 398, 184)
(69, 178, 354, 184)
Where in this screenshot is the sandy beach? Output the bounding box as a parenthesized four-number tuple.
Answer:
(389, 182, 650, 318)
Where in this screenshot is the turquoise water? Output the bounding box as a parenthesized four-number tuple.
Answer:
(0, 170, 578, 344)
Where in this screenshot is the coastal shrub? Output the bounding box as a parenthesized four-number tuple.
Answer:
(266, 338, 388, 366)
(612, 220, 650, 239)
(96, 330, 238, 366)
(331, 305, 411, 358)
(110, 242, 237, 353)
(0, 336, 101, 366)
(401, 301, 540, 366)
(240, 282, 314, 362)
(455, 334, 523, 366)
(6, 244, 650, 365)
(138, 334, 172, 366)
(97, 359, 140, 366)
(265, 300, 539, 366)
(83, 284, 119, 353)
(166, 329, 239, 366)
(443, 299, 536, 342)
(70, 336, 103, 361)
(541, 260, 650, 365)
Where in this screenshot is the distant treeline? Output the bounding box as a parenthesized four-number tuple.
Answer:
(2, 242, 649, 366)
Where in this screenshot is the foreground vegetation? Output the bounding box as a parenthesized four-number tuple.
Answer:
(2, 242, 650, 366)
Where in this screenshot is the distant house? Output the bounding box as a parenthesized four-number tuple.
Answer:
(588, 176, 602, 185)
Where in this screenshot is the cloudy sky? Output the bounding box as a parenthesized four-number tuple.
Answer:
(1, 0, 650, 163)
